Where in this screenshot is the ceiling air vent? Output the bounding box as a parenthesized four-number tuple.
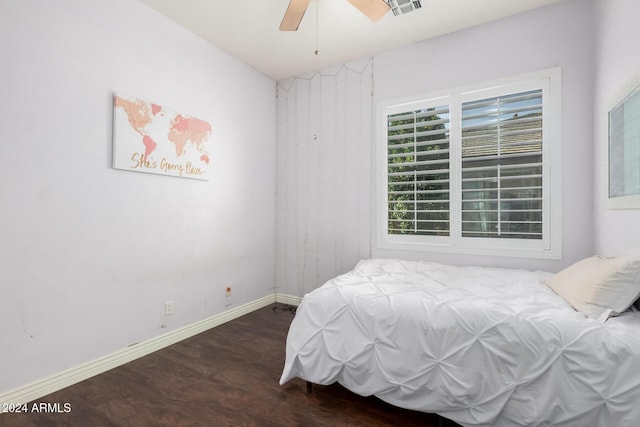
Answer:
(386, 0, 422, 16)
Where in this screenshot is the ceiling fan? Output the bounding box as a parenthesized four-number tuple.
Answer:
(279, 0, 391, 31)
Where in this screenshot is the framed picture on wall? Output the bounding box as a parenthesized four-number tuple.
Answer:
(607, 77, 640, 208)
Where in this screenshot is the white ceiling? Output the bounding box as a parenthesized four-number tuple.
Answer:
(140, 0, 566, 80)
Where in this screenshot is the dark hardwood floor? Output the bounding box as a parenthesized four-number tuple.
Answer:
(2, 304, 460, 426)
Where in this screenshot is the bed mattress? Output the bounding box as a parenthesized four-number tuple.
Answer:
(279, 259, 640, 426)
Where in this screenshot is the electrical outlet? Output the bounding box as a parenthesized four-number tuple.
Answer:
(165, 301, 174, 316)
(225, 286, 233, 307)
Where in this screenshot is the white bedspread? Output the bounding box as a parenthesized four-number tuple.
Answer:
(279, 259, 640, 426)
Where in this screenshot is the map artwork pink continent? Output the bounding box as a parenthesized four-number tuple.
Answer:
(112, 92, 213, 180)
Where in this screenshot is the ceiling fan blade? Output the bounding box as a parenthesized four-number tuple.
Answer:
(279, 0, 312, 31)
(347, 0, 391, 21)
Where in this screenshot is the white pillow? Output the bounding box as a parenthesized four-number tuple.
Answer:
(544, 252, 640, 321)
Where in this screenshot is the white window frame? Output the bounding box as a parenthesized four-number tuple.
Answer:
(376, 68, 562, 259)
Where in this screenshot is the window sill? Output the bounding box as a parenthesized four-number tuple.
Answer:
(377, 234, 561, 260)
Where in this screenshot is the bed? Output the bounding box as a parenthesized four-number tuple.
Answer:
(279, 257, 640, 426)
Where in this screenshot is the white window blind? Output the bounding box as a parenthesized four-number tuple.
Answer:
(387, 105, 450, 236)
(377, 68, 561, 258)
(461, 90, 543, 239)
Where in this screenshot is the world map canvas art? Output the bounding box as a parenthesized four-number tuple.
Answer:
(113, 92, 213, 180)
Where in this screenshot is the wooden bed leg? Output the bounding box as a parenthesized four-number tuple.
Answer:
(306, 381, 312, 393)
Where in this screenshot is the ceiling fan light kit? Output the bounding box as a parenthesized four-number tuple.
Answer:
(387, 0, 422, 16)
(279, 0, 422, 32)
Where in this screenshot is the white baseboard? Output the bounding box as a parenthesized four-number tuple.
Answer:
(0, 294, 277, 407)
(275, 293, 303, 306)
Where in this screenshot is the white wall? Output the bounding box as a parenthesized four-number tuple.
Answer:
(373, 0, 594, 272)
(0, 0, 275, 394)
(275, 60, 373, 297)
(275, 1, 595, 301)
(593, 0, 640, 255)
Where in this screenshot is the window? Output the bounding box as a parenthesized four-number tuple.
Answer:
(377, 69, 561, 258)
